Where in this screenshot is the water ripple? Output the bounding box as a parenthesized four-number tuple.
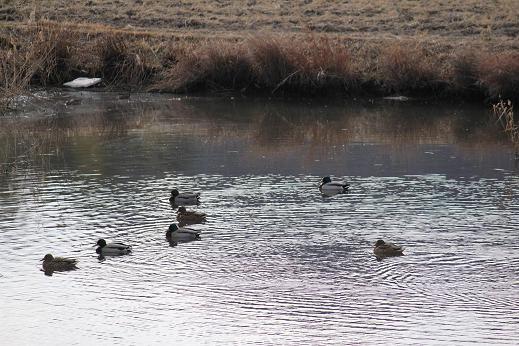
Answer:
(1, 96, 519, 345)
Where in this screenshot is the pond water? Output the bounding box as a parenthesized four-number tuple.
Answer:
(1, 92, 518, 345)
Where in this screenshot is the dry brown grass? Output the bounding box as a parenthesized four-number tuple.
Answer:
(378, 44, 443, 94)
(492, 99, 517, 148)
(157, 36, 357, 95)
(450, 52, 480, 94)
(1, 18, 519, 104)
(28, 24, 81, 85)
(249, 36, 357, 94)
(0, 34, 39, 112)
(478, 52, 519, 100)
(95, 34, 158, 87)
(156, 41, 253, 93)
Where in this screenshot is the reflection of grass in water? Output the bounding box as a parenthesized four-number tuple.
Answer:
(0, 96, 504, 175)
(0, 107, 154, 175)
(178, 99, 498, 147)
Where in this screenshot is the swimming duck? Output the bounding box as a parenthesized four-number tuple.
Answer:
(176, 206, 206, 224)
(373, 239, 404, 260)
(41, 254, 78, 272)
(166, 224, 201, 243)
(319, 176, 349, 195)
(95, 239, 132, 255)
(169, 189, 200, 205)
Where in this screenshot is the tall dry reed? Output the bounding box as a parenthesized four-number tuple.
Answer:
(492, 99, 517, 149)
(0, 42, 39, 113)
(29, 23, 81, 85)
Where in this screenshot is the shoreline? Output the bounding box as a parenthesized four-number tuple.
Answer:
(1, 21, 518, 112)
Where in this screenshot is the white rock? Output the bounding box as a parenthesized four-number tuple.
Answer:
(63, 77, 102, 88)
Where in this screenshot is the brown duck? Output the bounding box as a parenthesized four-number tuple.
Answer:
(41, 254, 78, 272)
(176, 206, 206, 224)
(373, 240, 404, 260)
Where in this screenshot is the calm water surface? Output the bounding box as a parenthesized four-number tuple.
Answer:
(1, 92, 518, 345)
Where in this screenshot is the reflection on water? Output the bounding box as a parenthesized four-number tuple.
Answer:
(1, 92, 518, 345)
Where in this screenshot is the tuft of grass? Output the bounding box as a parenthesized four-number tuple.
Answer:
(0, 44, 38, 113)
(478, 52, 519, 101)
(247, 36, 297, 92)
(249, 36, 357, 94)
(156, 40, 253, 93)
(378, 43, 442, 94)
(29, 23, 81, 85)
(451, 52, 480, 94)
(96, 34, 157, 87)
(492, 99, 517, 148)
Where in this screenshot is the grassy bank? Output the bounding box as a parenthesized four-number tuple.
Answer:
(0, 20, 518, 111)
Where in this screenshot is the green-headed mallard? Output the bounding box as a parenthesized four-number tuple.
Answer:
(319, 176, 349, 195)
(169, 189, 200, 205)
(95, 239, 132, 256)
(166, 223, 201, 244)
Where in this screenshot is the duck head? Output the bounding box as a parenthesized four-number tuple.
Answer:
(321, 176, 332, 184)
(171, 189, 179, 197)
(177, 206, 187, 213)
(41, 254, 54, 261)
(96, 239, 107, 248)
(166, 224, 178, 240)
(374, 239, 385, 247)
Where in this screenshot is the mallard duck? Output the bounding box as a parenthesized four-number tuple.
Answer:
(319, 176, 349, 195)
(166, 224, 201, 243)
(169, 189, 200, 205)
(373, 239, 404, 260)
(41, 254, 78, 272)
(95, 239, 132, 255)
(176, 206, 206, 224)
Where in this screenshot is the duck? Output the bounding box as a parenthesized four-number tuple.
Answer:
(41, 254, 78, 272)
(176, 206, 206, 224)
(169, 189, 200, 206)
(373, 239, 404, 260)
(95, 239, 132, 255)
(319, 176, 349, 195)
(166, 224, 201, 243)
